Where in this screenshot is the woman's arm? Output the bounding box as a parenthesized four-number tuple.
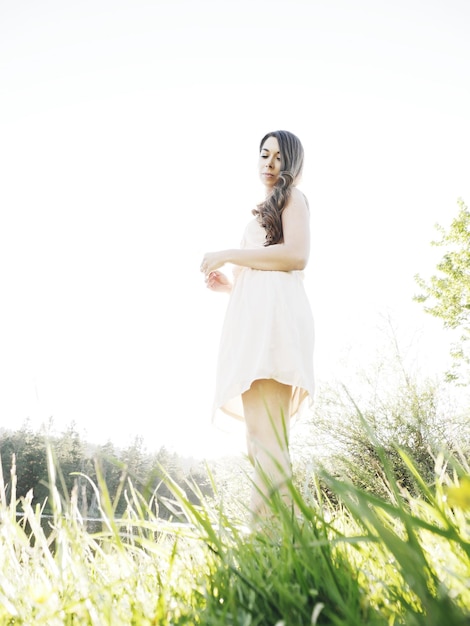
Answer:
(201, 189, 310, 274)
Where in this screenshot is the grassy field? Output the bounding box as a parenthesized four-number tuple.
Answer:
(1, 444, 470, 625)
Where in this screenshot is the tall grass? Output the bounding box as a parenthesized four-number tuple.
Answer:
(1, 441, 470, 625)
(0, 448, 202, 625)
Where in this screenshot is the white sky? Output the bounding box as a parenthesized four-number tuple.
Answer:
(1, 0, 469, 458)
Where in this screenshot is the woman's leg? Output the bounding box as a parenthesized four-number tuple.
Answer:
(242, 378, 293, 522)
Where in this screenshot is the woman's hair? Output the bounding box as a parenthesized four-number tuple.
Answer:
(252, 130, 304, 246)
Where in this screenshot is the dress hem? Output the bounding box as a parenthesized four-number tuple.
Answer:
(212, 374, 314, 430)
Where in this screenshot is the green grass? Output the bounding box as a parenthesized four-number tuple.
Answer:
(1, 444, 470, 625)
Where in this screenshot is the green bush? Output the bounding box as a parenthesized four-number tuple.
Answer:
(302, 340, 470, 500)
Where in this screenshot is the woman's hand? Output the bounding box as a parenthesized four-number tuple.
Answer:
(205, 270, 232, 293)
(200, 250, 228, 275)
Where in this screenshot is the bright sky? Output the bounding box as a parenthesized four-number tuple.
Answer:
(1, 0, 469, 458)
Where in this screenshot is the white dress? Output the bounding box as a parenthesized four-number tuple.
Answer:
(213, 217, 315, 423)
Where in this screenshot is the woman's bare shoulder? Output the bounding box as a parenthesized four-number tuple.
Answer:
(287, 187, 309, 211)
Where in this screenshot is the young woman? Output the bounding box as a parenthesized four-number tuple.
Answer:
(200, 130, 315, 522)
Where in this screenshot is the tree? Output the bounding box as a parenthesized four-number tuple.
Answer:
(415, 198, 470, 381)
(0, 422, 49, 507)
(54, 423, 88, 516)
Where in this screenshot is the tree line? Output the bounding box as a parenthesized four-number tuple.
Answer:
(0, 421, 213, 524)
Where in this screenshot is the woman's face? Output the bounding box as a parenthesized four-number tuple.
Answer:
(258, 136, 281, 189)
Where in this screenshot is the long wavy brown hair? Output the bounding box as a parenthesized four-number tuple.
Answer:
(252, 130, 305, 246)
